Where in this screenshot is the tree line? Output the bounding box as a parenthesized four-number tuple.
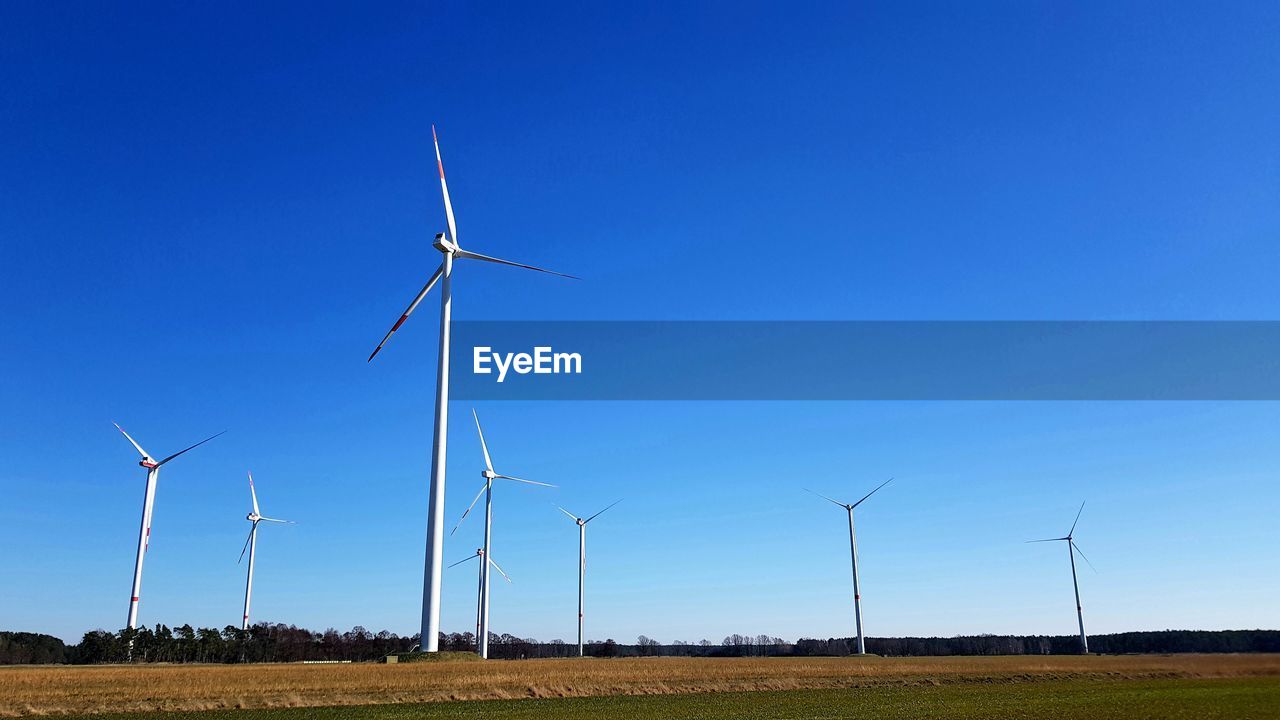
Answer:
(3, 627, 1277, 664)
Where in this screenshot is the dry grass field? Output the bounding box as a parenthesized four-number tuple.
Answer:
(3, 654, 1280, 717)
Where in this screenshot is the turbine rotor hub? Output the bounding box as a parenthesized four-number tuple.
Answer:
(139, 459, 159, 469)
(482, 469, 497, 480)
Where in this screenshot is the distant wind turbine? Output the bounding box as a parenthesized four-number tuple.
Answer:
(806, 477, 892, 655)
(448, 547, 511, 644)
(114, 423, 225, 630)
(366, 127, 575, 651)
(239, 472, 294, 630)
(1027, 501, 1095, 653)
(451, 409, 555, 658)
(558, 499, 622, 655)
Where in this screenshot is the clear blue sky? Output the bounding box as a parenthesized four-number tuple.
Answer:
(2, 2, 1278, 644)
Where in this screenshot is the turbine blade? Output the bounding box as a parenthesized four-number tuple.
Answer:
(804, 488, 848, 508)
(1025, 537, 1070, 543)
(1068, 501, 1086, 537)
(433, 125, 459, 247)
(851, 477, 894, 509)
(368, 262, 446, 362)
(448, 552, 480, 569)
(455, 249, 578, 279)
(1072, 541, 1097, 573)
(557, 506, 580, 522)
(258, 517, 295, 524)
(113, 423, 151, 460)
(488, 557, 512, 583)
(472, 409, 495, 473)
(498, 474, 556, 488)
(237, 522, 257, 564)
(157, 430, 226, 466)
(450, 483, 487, 536)
(584, 498, 623, 524)
(248, 472, 260, 516)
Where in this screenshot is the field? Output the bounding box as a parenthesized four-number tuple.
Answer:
(3, 654, 1279, 719)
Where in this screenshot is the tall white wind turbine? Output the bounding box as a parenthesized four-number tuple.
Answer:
(448, 547, 511, 645)
(806, 477, 892, 655)
(367, 127, 575, 652)
(114, 423, 225, 630)
(556, 500, 622, 657)
(450, 409, 554, 658)
(238, 472, 295, 630)
(1027, 501, 1095, 653)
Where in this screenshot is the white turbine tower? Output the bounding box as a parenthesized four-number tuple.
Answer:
(367, 126, 575, 652)
(114, 422, 225, 630)
(556, 500, 622, 657)
(238, 472, 295, 630)
(806, 477, 892, 655)
(1027, 501, 1095, 654)
(448, 547, 511, 645)
(449, 409, 554, 658)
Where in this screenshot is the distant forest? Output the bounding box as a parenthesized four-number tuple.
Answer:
(3, 627, 1278, 664)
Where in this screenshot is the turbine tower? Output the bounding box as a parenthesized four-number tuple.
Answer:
(556, 500, 622, 657)
(238, 472, 294, 630)
(448, 547, 511, 646)
(806, 477, 892, 655)
(367, 127, 575, 652)
(114, 423, 224, 630)
(449, 409, 554, 658)
(1027, 501, 1095, 653)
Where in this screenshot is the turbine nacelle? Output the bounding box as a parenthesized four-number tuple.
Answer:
(139, 458, 159, 469)
(432, 232, 457, 254)
(482, 469, 498, 480)
(246, 512, 260, 522)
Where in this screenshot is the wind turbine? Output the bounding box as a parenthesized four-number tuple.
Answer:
(1027, 501, 1095, 653)
(114, 423, 225, 630)
(450, 409, 554, 658)
(238, 472, 294, 630)
(806, 477, 892, 655)
(448, 547, 511, 647)
(556, 500, 622, 657)
(367, 126, 575, 652)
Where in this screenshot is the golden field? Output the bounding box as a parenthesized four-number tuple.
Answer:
(3, 654, 1279, 717)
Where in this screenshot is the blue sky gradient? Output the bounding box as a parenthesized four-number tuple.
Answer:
(2, 1, 1278, 643)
